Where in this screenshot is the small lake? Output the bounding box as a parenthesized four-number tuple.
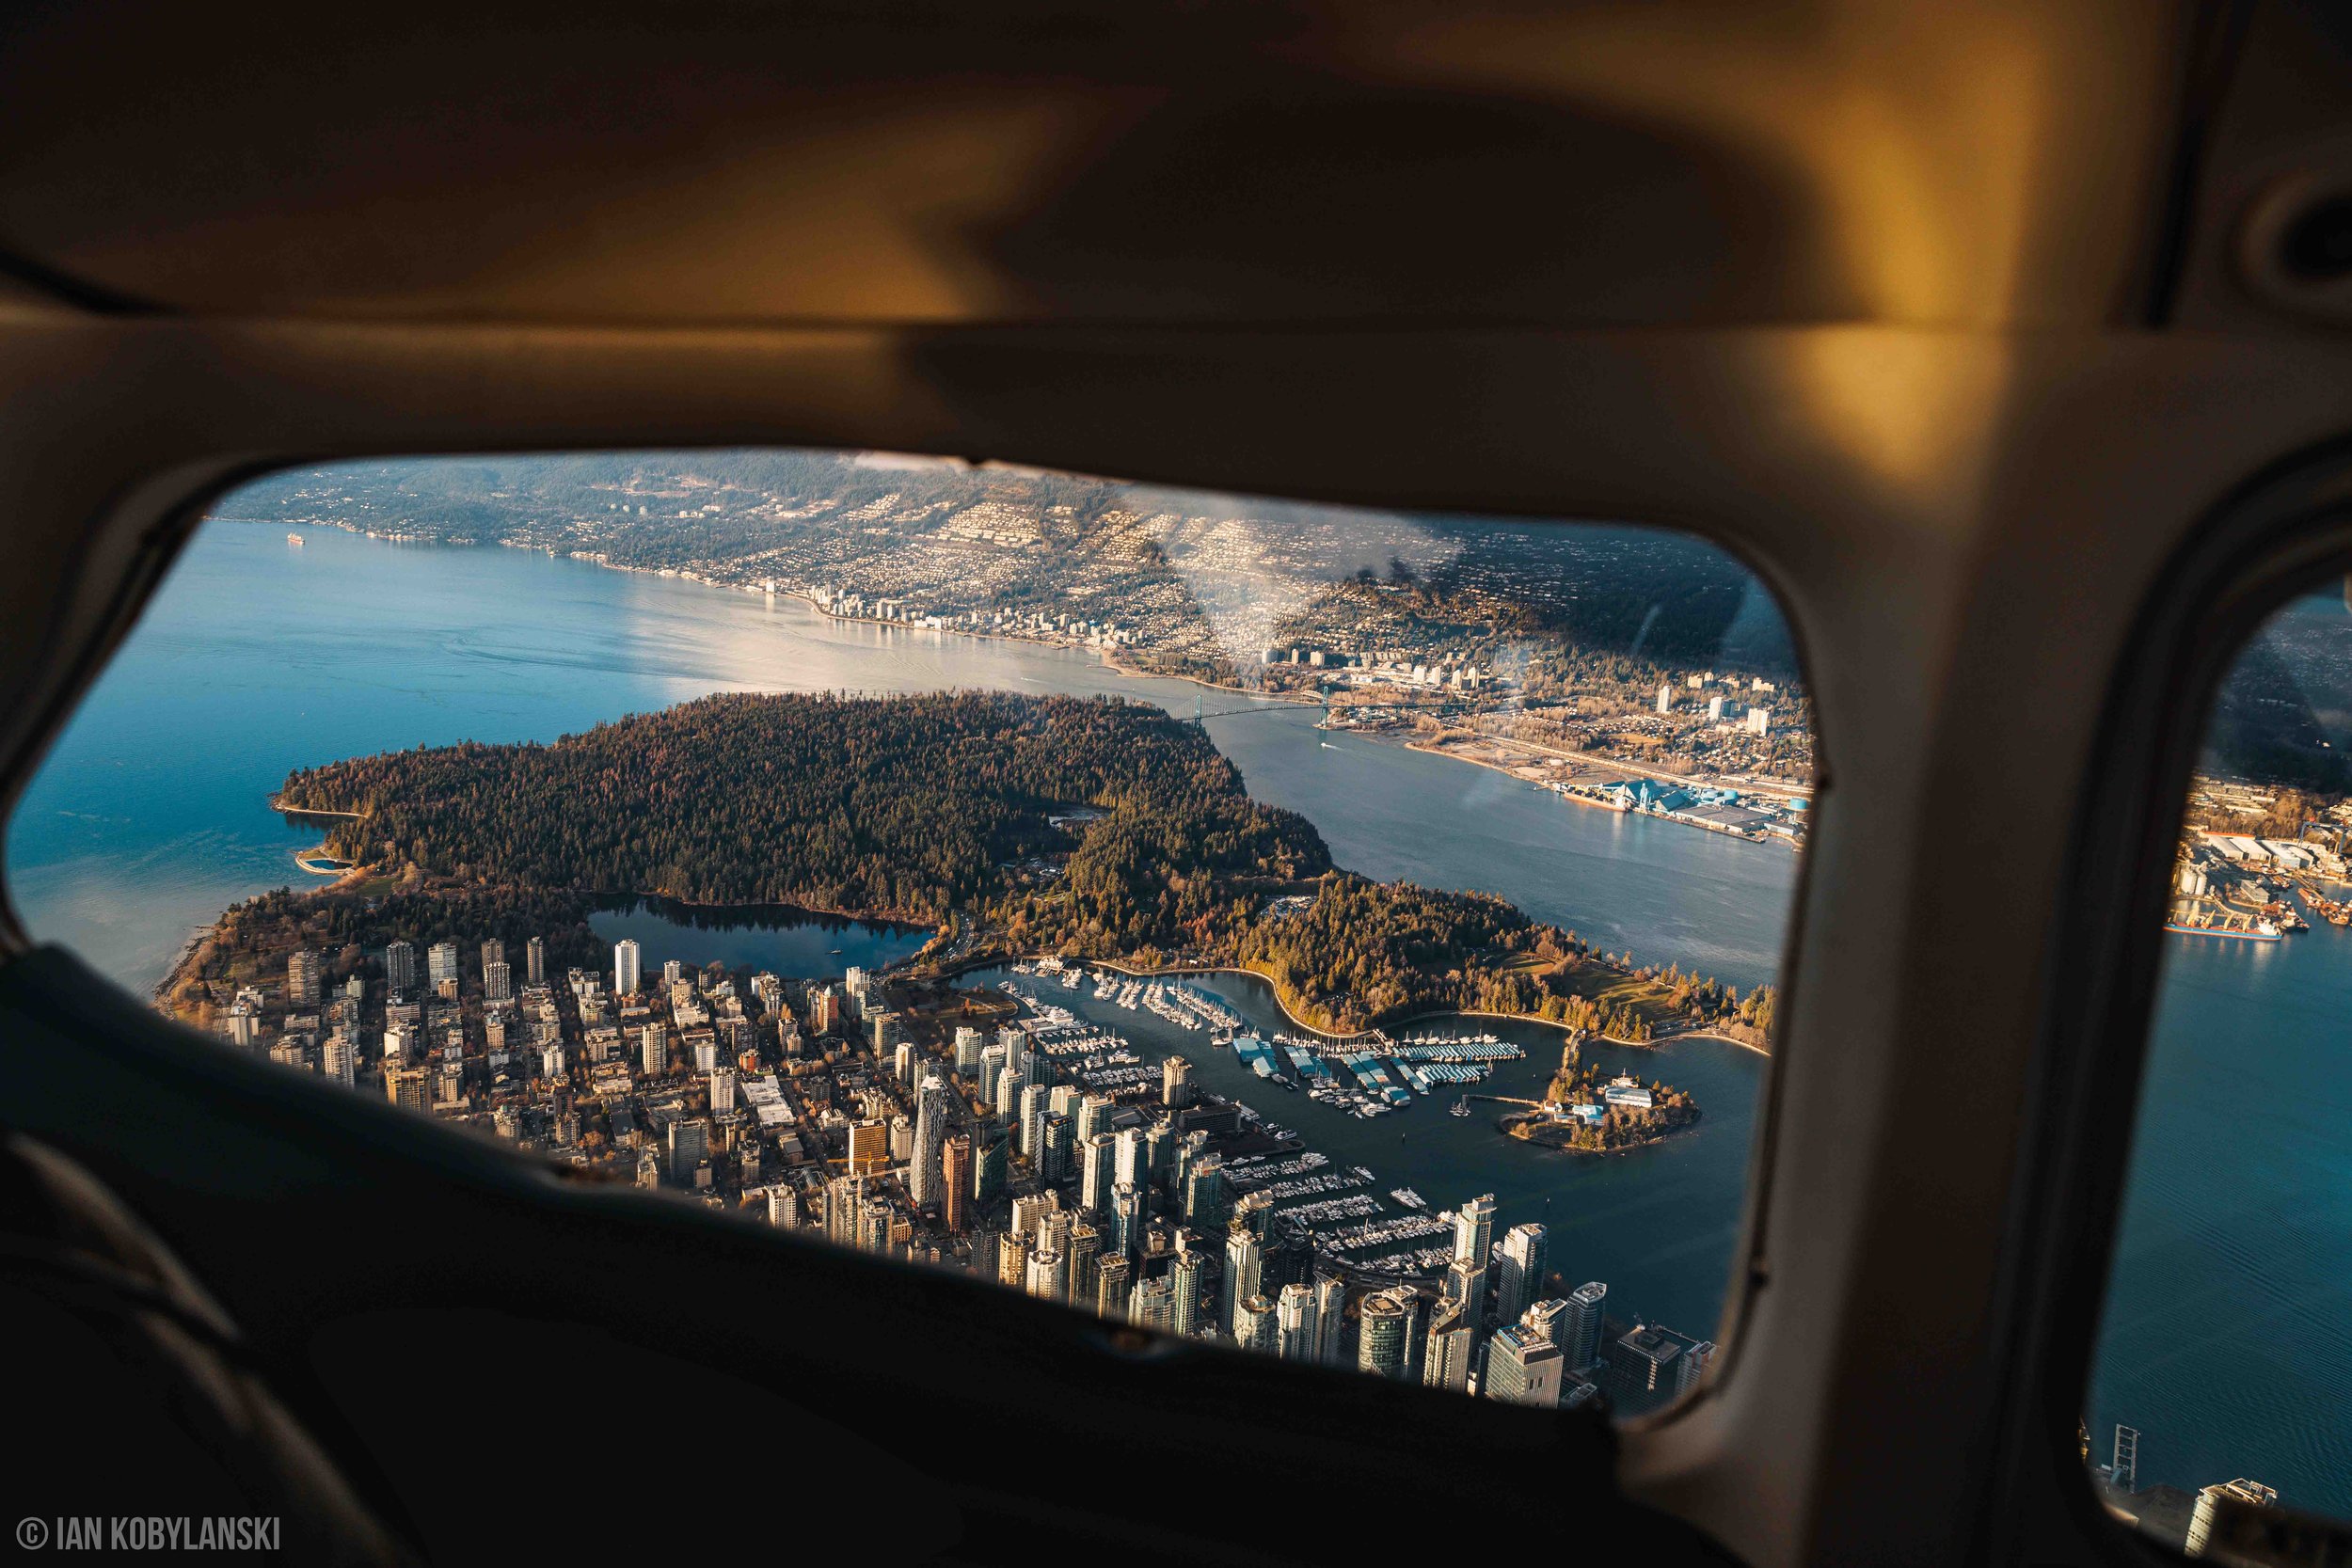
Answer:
(588, 896, 931, 981)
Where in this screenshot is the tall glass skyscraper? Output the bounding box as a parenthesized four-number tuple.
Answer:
(1497, 1223, 1548, 1326)
(1358, 1291, 1410, 1379)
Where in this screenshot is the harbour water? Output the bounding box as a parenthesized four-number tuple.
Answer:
(980, 963, 1767, 1340)
(2088, 918, 2352, 1513)
(8, 521, 1796, 994)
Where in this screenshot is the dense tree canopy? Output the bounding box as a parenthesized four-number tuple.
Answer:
(258, 689, 1776, 1042)
(281, 691, 1328, 921)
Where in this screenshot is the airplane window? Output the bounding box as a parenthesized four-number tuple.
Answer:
(2085, 578, 2352, 1547)
(7, 451, 1809, 1415)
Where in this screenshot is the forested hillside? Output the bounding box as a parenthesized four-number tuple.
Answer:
(279, 691, 1328, 922)
(271, 689, 1772, 1038)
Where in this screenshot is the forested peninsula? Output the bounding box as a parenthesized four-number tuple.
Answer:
(250, 690, 1773, 1040)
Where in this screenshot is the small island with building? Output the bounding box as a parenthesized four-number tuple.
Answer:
(1500, 1052, 1701, 1153)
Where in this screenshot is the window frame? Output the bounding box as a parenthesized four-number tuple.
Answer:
(0, 446, 1827, 1433)
(1993, 440, 2352, 1562)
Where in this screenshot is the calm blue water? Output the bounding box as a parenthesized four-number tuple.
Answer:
(2088, 920, 2352, 1513)
(8, 521, 1796, 996)
(589, 897, 929, 979)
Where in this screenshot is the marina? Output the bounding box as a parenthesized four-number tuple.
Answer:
(989, 961, 1758, 1287)
(1010, 961, 1532, 1121)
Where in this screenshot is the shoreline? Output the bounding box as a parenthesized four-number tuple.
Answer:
(955, 952, 1771, 1059)
(1396, 734, 1806, 855)
(271, 796, 365, 818)
(1499, 1109, 1705, 1158)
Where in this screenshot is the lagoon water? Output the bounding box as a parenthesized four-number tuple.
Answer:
(588, 897, 930, 980)
(8, 518, 2335, 1508)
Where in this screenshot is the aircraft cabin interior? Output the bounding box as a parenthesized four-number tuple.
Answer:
(0, 2, 2349, 1564)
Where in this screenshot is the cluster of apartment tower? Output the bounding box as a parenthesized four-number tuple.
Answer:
(231, 928, 1714, 1412)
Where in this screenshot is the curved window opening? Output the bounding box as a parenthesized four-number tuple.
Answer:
(7, 450, 1812, 1417)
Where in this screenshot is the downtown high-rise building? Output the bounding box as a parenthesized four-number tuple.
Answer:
(525, 935, 544, 987)
(974, 1132, 1008, 1211)
(1497, 1222, 1548, 1326)
(953, 1025, 985, 1078)
(427, 941, 459, 991)
(910, 1071, 951, 1208)
(1184, 1157, 1229, 1232)
(993, 1053, 1026, 1122)
(1025, 1247, 1068, 1306)
(1314, 1275, 1348, 1367)
(824, 1173, 864, 1248)
(1067, 1224, 1103, 1307)
(1019, 1084, 1048, 1160)
(1422, 1300, 1475, 1393)
(1604, 1323, 1693, 1407)
(1357, 1291, 1411, 1380)
(1563, 1281, 1608, 1373)
(484, 959, 512, 1002)
(1113, 1125, 1147, 1189)
(941, 1135, 972, 1233)
(1094, 1254, 1132, 1319)
(287, 948, 321, 1007)
(1276, 1282, 1319, 1363)
(707, 1066, 736, 1115)
(1109, 1183, 1143, 1260)
(996, 1230, 1030, 1289)
(1453, 1193, 1498, 1304)
(1011, 1191, 1058, 1249)
(1079, 1132, 1118, 1214)
(1038, 1113, 1073, 1184)
(1170, 1247, 1205, 1337)
(612, 939, 641, 998)
(2187, 1480, 2280, 1558)
(1128, 1274, 1175, 1331)
(856, 1196, 894, 1256)
(383, 940, 417, 997)
(847, 1119, 889, 1178)
(1221, 1225, 1264, 1339)
(1235, 1294, 1279, 1354)
(1521, 1296, 1571, 1348)
(1443, 1256, 1486, 1316)
(1485, 1323, 1565, 1408)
